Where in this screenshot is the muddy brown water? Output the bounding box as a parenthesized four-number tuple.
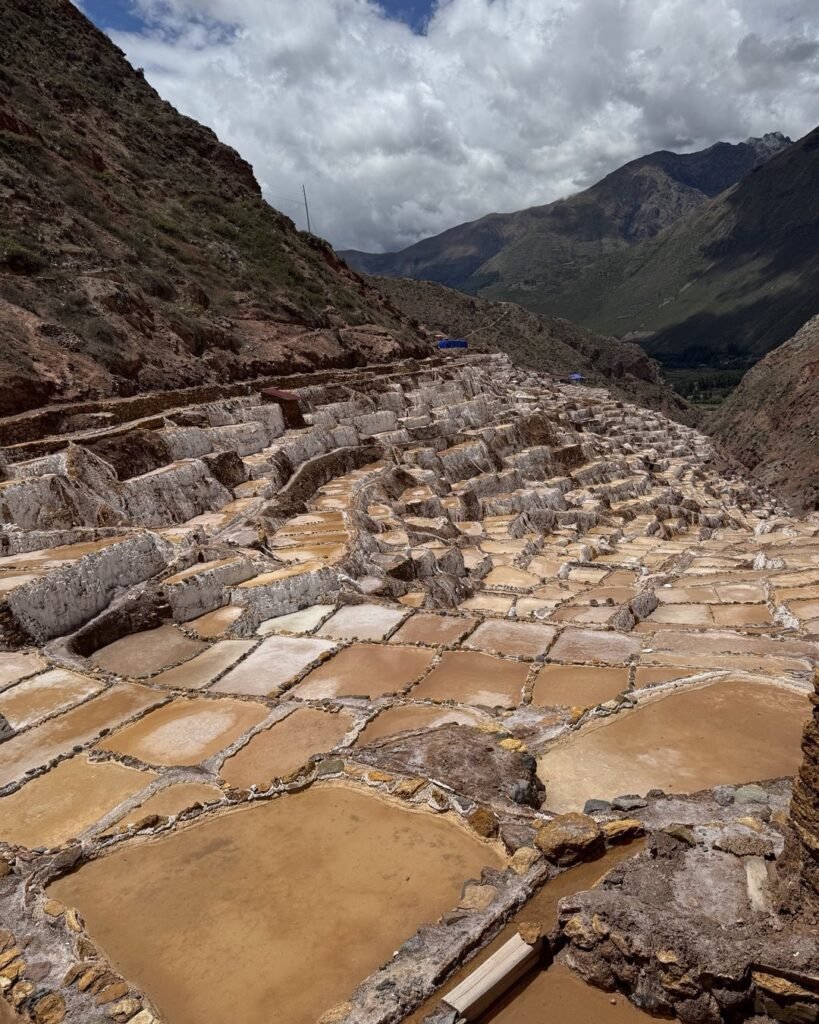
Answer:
(548, 628, 641, 665)
(0, 755, 154, 849)
(220, 707, 354, 787)
(96, 697, 268, 767)
(0, 650, 49, 691)
(412, 651, 529, 709)
(463, 620, 556, 659)
(391, 613, 478, 646)
(0, 683, 163, 788)
(291, 643, 435, 700)
(539, 679, 810, 812)
(406, 841, 645, 1024)
(111, 782, 224, 828)
(91, 625, 207, 677)
(482, 961, 654, 1023)
(532, 665, 628, 709)
(186, 605, 244, 638)
(50, 786, 504, 1024)
(0, 668, 103, 730)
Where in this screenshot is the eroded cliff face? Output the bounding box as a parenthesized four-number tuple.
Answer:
(787, 672, 819, 908)
(710, 315, 819, 515)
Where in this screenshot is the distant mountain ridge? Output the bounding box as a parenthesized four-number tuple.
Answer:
(542, 126, 819, 370)
(341, 133, 791, 303)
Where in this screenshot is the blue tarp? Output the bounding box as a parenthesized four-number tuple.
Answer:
(569, 372, 584, 382)
(437, 338, 468, 349)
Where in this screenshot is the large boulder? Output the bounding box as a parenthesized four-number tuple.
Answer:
(535, 812, 604, 865)
(355, 724, 544, 809)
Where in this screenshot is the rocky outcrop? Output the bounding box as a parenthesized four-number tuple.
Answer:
(710, 315, 819, 513)
(355, 724, 545, 810)
(786, 671, 819, 909)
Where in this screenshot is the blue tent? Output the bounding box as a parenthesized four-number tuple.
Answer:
(568, 372, 584, 382)
(437, 338, 468, 350)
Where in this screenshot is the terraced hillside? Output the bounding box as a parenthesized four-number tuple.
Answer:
(374, 276, 695, 424)
(0, 355, 816, 1024)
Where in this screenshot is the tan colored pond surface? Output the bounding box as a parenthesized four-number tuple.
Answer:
(483, 567, 540, 590)
(412, 651, 529, 709)
(0, 650, 49, 691)
(112, 782, 224, 828)
(548, 628, 641, 665)
(210, 635, 337, 697)
(0, 683, 163, 788)
(50, 786, 503, 1024)
(538, 679, 810, 812)
(483, 961, 653, 1023)
(464, 620, 556, 658)
(391, 613, 477, 646)
(0, 668, 103, 730)
(186, 605, 244, 638)
(151, 640, 256, 689)
(357, 703, 483, 744)
(220, 707, 354, 787)
(406, 842, 645, 1024)
(532, 665, 628, 709)
(0, 755, 154, 849)
(91, 625, 206, 677)
(292, 644, 435, 700)
(97, 697, 268, 766)
(316, 603, 408, 641)
(257, 604, 334, 636)
(459, 593, 515, 615)
(0, 997, 22, 1023)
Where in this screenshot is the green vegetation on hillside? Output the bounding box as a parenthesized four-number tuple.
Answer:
(534, 128, 819, 371)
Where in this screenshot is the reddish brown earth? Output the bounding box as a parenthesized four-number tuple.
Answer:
(711, 315, 819, 513)
(0, 0, 428, 415)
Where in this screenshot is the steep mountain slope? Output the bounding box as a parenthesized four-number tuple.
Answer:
(342, 134, 789, 300)
(542, 127, 819, 371)
(0, 0, 428, 416)
(375, 276, 695, 424)
(709, 316, 819, 512)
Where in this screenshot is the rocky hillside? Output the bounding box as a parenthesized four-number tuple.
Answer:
(375, 277, 695, 424)
(545, 127, 819, 373)
(0, 0, 431, 416)
(709, 316, 819, 512)
(342, 134, 789, 301)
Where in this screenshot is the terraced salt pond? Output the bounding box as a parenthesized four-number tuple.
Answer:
(538, 679, 810, 812)
(482, 962, 653, 1023)
(408, 842, 647, 1023)
(50, 786, 504, 1024)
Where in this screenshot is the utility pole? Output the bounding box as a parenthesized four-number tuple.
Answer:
(302, 185, 312, 234)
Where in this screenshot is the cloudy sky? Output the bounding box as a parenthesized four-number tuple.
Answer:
(79, 0, 819, 252)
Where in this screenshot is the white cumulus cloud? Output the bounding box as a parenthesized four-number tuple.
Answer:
(109, 0, 819, 251)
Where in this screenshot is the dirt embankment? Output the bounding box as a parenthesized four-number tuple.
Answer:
(710, 315, 819, 513)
